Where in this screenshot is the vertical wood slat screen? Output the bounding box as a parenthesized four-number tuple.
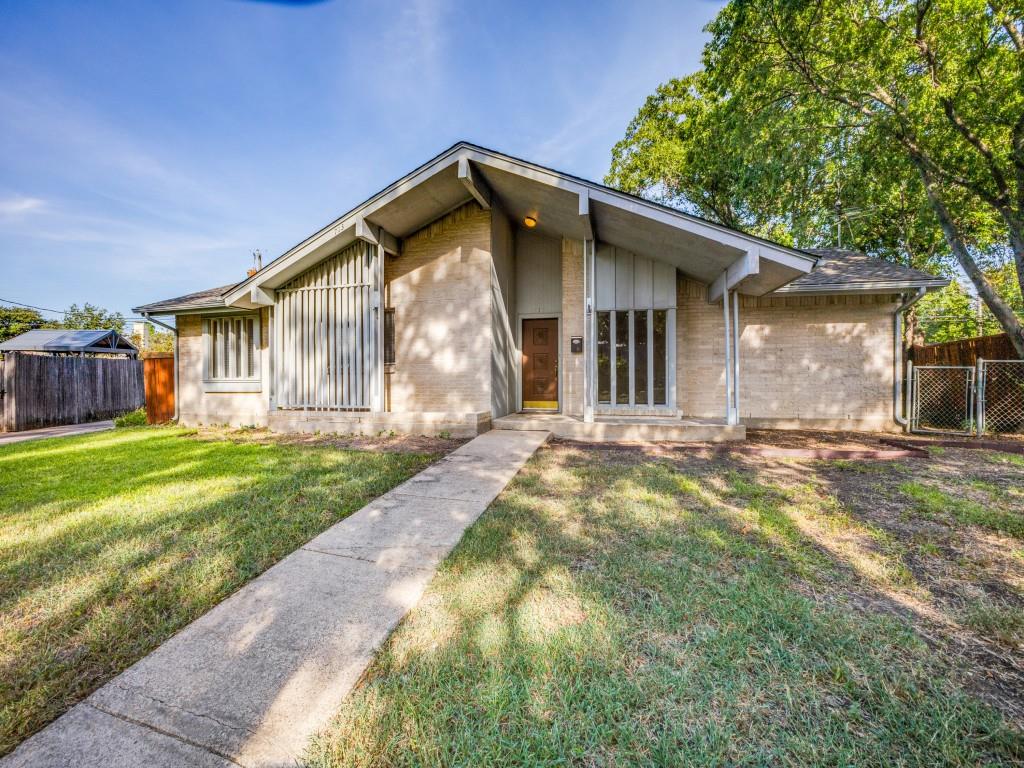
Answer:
(273, 241, 375, 410)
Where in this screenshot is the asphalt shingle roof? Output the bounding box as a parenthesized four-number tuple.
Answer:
(782, 248, 948, 291)
(132, 284, 237, 314)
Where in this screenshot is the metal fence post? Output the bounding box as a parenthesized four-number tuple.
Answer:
(975, 357, 984, 436)
(905, 360, 914, 433)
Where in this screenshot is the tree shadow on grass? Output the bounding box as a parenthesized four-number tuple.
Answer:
(0, 427, 435, 756)
(306, 442, 1024, 767)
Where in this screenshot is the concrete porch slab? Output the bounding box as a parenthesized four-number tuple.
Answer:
(2, 429, 549, 768)
(493, 413, 745, 442)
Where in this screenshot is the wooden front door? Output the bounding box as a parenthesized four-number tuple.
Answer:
(522, 318, 559, 410)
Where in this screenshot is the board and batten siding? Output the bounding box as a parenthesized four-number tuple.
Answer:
(515, 230, 562, 317)
(595, 245, 677, 311)
(273, 240, 378, 411)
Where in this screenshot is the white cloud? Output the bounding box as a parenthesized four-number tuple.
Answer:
(0, 195, 45, 217)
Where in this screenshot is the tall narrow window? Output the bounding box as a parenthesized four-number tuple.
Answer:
(615, 310, 629, 405)
(653, 309, 667, 405)
(634, 310, 648, 405)
(597, 311, 611, 404)
(383, 308, 396, 367)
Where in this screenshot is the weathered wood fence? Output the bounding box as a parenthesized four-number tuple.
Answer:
(143, 355, 175, 424)
(0, 352, 144, 432)
(911, 333, 1018, 366)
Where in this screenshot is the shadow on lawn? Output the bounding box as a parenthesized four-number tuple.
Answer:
(306, 442, 1023, 767)
(0, 428, 434, 757)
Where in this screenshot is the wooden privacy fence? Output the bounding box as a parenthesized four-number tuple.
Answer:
(911, 333, 1018, 366)
(143, 355, 175, 423)
(0, 352, 144, 432)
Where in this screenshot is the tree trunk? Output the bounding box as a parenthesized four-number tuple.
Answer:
(917, 164, 1024, 358)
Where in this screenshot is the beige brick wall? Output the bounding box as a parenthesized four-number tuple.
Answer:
(385, 203, 493, 414)
(561, 238, 585, 417)
(176, 311, 269, 426)
(677, 277, 900, 429)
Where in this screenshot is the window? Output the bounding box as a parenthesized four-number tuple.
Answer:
(595, 308, 671, 407)
(203, 315, 261, 392)
(634, 310, 648, 405)
(652, 310, 668, 405)
(383, 308, 396, 367)
(597, 312, 611, 404)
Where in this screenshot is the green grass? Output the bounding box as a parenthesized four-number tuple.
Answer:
(306, 447, 1022, 767)
(900, 481, 1024, 539)
(0, 426, 436, 755)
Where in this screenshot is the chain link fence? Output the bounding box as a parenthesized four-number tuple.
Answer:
(978, 360, 1024, 436)
(909, 359, 1024, 436)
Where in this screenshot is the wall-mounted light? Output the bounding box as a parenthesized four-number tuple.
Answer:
(523, 216, 537, 228)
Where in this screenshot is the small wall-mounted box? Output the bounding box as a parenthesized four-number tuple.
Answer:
(570, 336, 583, 354)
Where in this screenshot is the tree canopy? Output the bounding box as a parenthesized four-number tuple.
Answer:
(0, 307, 50, 344)
(61, 303, 126, 334)
(608, 0, 1024, 356)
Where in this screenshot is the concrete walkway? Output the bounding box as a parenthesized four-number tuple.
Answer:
(2, 429, 549, 768)
(0, 420, 114, 446)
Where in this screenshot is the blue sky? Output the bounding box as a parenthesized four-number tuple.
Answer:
(0, 0, 722, 324)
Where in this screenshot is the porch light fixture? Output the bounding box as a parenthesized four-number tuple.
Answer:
(523, 216, 537, 228)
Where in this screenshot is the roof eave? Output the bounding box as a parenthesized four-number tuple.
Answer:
(133, 300, 229, 315)
(773, 278, 949, 296)
(222, 142, 817, 307)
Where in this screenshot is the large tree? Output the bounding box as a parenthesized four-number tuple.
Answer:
(0, 306, 47, 344)
(61, 303, 126, 334)
(609, 0, 1024, 357)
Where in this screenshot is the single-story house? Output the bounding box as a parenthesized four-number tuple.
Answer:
(133, 142, 947, 440)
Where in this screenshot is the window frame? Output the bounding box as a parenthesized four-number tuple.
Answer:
(202, 314, 262, 393)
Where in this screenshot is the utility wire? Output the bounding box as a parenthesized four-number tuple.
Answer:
(0, 297, 150, 323)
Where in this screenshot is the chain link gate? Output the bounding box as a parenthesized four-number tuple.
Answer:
(978, 360, 1024, 436)
(909, 365, 975, 434)
(909, 359, 1024, 436)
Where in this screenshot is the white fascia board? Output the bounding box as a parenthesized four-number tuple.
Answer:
(222, 145, 467, 306)
(708, 247, 760, 303)
(773, 278, 949, 295)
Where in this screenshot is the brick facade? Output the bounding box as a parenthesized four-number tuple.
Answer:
(173, 221, 902, 433)
(677, 277, 899, 430)
(385, 203, 493, 414)
(176, 311, 269, 426)
(561, 238, 585, 417)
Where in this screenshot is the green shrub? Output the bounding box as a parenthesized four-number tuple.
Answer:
(114, 408, 147, 427)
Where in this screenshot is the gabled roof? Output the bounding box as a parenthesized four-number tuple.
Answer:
(135, 142, 822, 314)
(776, 248, 949, 294)
(0, 329, 138, 355)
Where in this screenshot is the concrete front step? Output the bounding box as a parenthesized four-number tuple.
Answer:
(493, 414, 744, 442)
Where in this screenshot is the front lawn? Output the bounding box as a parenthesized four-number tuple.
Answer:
(308, 440, 1024, 767)
(0, 426, 438, 755)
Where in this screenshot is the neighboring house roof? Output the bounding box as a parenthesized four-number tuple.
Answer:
(134, 284, 237, 314)
(0, 329, 138, 355)
(776, 248, 949, 294)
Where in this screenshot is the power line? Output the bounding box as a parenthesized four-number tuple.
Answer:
(0, 297, 151, 323)
(0, 297, 66, 315)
